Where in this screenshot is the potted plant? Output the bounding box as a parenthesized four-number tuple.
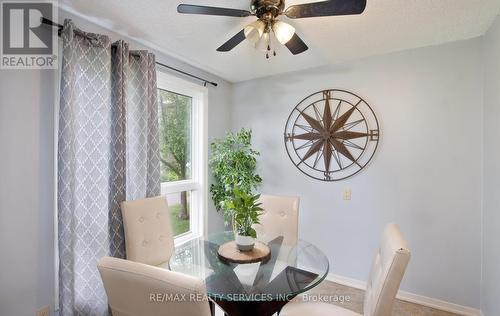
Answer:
(224, 188, 263, 251)
(209, 129, 262, 226)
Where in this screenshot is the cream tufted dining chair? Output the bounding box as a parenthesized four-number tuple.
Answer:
(121, 196, 174, 267)
(254, 194, 300, 246)
(97, 256, 212, 316)
(280, 223, 411, 316)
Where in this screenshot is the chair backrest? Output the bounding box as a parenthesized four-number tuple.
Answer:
(363, 223, 411, 316)
(254, 194, 299, 246)
(121, 196, 174, 266)
(97, 257, 211, 316)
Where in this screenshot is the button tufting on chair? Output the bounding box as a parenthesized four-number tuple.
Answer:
(121, 196, 174, 266)
(253, 195, 299, 246)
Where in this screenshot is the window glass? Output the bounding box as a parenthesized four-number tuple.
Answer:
(158, 89, 192, 182)
(157, 71, 205, 241)
(165, 191, 191, 236)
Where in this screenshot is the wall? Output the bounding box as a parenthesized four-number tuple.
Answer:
(481, 15, 500, 316)
(0, 68, 57, 316)
(231, 39, 483, 308)
(0, 9, 228, 316)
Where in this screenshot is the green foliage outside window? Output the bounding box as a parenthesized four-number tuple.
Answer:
(158, 89, 191, 220)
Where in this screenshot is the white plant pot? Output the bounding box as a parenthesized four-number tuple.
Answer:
(235, 234, 255, 252)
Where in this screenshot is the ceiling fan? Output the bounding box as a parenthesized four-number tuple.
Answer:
(177, 0, 366, 58)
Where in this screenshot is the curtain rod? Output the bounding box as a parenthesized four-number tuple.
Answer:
(41, 17, 218, 87)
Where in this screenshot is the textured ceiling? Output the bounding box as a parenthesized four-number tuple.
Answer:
(60, 0, 500, 82)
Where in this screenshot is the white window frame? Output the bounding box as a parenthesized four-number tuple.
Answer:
(156, 70, 208, 246)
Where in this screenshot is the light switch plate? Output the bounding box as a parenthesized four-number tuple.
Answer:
(343, 188, 352, 200)
(36, 305, 49, 316)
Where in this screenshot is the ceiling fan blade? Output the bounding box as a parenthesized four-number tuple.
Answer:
(285, 0, 366, 19)
(217, 30, 246, 52)
(177, 4, 252, 17)
(285, 33, 308, 55)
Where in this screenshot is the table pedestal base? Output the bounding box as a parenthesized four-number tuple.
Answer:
(212, 297, 296, 316)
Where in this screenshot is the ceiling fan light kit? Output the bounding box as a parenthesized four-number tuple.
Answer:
(244, 19, 295, 58)
(177, 0, 366, 58)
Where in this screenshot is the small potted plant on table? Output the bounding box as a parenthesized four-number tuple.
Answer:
(225, 188, 263, 251)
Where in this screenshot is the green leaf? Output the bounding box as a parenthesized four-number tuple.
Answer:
(249, 228, 257, 238)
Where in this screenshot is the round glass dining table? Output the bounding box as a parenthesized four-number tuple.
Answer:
(168, 231, 329, 316)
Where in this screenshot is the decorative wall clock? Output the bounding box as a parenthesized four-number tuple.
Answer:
(284, 89, 380, 181)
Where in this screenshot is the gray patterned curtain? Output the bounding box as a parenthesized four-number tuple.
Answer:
(58, 20, 160, 315)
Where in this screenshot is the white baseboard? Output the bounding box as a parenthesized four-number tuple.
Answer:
(327, 273, 366, 290)
(326, 273, 481, 316)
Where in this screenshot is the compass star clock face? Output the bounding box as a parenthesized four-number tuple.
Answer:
(284, 89, 380, 181)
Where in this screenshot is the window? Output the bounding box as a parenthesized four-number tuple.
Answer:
(157, 71, 208, 244)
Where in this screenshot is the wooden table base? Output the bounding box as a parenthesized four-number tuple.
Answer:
(212, 296, 296, 316)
